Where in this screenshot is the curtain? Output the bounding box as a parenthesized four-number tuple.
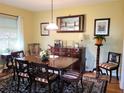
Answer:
(16, 16, 24, 51)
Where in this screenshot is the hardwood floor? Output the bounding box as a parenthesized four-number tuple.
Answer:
(0, 71, 123, 93)
(83, 72, 123, 93)
(107, 78, 121, 93)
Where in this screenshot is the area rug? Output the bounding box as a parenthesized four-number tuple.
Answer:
(0, 76, 107, 93)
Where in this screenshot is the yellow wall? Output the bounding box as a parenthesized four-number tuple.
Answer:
(123, 0, 124, 37)
(34, 1, 124, 70)
(0, 4, 35, 50)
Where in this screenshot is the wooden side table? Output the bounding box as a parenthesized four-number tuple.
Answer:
(93, 44, 103, 78)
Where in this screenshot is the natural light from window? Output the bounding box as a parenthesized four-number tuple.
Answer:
(0, 14, 24, 54)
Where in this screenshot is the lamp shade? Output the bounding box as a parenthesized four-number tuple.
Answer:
(46, 22, 58, 31)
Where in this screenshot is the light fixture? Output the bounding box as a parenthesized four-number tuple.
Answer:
(46, 0, 58, 31)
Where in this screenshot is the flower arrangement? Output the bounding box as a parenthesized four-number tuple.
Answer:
(40, 50, 49, 61)
(94, 35, 106, 45)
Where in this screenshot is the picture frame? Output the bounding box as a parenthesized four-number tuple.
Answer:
(40, 22, 49, 36)
(54, 40, 63, 48)
(94, 18, 110, 36)
(57, 15, 85, 33)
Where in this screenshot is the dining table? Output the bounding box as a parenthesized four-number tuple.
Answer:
(16, 55, 79, 70)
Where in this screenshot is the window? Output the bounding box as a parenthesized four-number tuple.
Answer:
(0, 14, 23, 54)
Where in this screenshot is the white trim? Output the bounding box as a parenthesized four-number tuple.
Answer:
(120, 40, 124, 89)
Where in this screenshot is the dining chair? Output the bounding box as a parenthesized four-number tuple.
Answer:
(60, 70, 83, 93)
(11, 50, 25, 58)
(15, 59, 30, 92)
(29, 62, 60, 93)
(0, 54, 16, 80)
(27, 43, 41, 56)
(3, 55, 13, 71)
(83, 76, 108, 93)
(99, 52, 121, 82)
(11, 50, 25, 79)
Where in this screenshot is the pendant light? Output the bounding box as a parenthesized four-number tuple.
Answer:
(46, 0, 58, 31)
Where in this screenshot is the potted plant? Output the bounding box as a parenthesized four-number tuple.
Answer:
(94, 35, 106, 45)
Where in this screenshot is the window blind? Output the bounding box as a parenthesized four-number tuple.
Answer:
(0, 13, 18, 54)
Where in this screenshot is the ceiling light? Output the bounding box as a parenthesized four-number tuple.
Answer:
(46, 0, 58, 31)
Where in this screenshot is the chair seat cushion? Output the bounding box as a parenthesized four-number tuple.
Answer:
(35, 73, 58, 83)
(99, 62, 118, 69)
(61, 70, 81, 81)
(35, 77, 48, 83)
(18, 72, 29, 78)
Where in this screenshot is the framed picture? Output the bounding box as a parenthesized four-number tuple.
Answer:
(54, 40, 63, 48)
(57, 15, 85, 33)
(94, 18, 110, 36)
(40, 22, 49, 36)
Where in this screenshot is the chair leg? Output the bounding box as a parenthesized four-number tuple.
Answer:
(99, 68, 103, 75)
(116, 69, 119, 80)
(22, 78, 24, 84)
(13, 68, 16, 80)
(106, 70, 108, 75)
(48, 83, 51, 93)
(76, 82, 79, 93)
(34, 81, 36, 92)
(57, 78, 60, 89)
(61, 80, 64, 93)
(109, 70, 112, 83)
(17, 77, 20, 92)
(27, 78, 32, 93)
(81, 78, 83, 92)
(28, 81, 32, 93)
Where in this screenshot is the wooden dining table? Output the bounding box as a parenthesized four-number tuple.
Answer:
(16, 55, 79, 70)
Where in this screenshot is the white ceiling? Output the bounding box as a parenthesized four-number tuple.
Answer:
(0, 0, 118, 12)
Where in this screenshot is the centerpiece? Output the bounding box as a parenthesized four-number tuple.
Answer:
(40, 50, 49, 62)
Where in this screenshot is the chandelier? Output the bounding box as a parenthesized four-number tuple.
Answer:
(46, 0, 58, 31)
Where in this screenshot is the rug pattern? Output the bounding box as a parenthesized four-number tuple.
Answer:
(0, 76, 94, 93)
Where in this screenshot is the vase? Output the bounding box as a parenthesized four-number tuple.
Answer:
(41, 56, 49, 62)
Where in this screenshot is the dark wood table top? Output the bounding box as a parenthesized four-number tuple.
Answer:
(16, 55, 78, 70)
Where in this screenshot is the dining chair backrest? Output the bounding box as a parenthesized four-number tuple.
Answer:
(5, 55, 13, 69)
(29, 62, 49, 79)
(27, 43, 41, 56)
(47, 66, 60, 75)
(15, 59, 29, 74)
(29, 62, 60, 81)
(11, 50, 25, 58)
(107, 52, 121, 66)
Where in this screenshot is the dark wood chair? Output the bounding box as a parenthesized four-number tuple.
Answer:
(11, 50, 25, 58)
(1, 54, 13, 71)
(60, 70, 83, 93)
(10, 50, 25, 79)
(15, 59, 30, 91)
(83, 76, 108, 93)
(3, 55, 13, 71)
(99, 52, 121, 82)
(29, 62, 59, 93)
(27, 43, 41, 56)
(0, 55, 16, 80)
